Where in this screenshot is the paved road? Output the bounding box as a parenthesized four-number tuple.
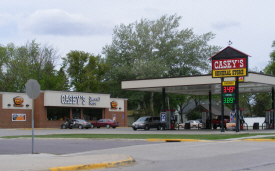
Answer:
(0, 138, 160, 155)
(92, 140, 275, 171)
(1, 128, 275, 171)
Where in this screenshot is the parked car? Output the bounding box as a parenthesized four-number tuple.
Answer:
(211, 115, 230, 129)
(61, 119, 92, 129)
(196, 119, 202, 123)
(91, 119, 119, 129)
(132, 116, 163, 131)
(179, 120, 202, 128)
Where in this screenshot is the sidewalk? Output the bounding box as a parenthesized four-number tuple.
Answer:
(0, 153, 135, 171)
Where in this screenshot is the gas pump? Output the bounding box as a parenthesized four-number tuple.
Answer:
(167, 109, 175, 130)
(264, 110, 273, 129)
(202, 110, 210, 129)
(161, 110, 175, 130)
(239, 108, 245, 130)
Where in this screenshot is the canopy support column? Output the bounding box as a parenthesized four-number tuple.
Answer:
(162, 88, 166, 112)
(209, 91, 212, 129)
(236, 77, 239, 132)
(221, 78, 224, 132)
(272, 87, 274, 130)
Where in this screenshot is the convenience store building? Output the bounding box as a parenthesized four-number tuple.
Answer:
(0, 90, 127, 128)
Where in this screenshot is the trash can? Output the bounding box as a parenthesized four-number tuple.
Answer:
(253, 122, 259, 130)
(185, 123, 190, 129)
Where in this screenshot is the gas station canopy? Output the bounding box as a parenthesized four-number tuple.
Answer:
(121, 72, 275, 95)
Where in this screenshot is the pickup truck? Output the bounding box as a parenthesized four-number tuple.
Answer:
(211, 115, 230, 129)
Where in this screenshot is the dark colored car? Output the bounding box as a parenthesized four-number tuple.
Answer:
(61, 119, 92, 129)
(91, 119, 119, 129)
(132, 116, 162, 131)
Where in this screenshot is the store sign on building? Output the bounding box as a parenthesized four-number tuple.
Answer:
(61, 95, 100, 106)
(13, 96, 24, 107)
(111, 101, 118, 109)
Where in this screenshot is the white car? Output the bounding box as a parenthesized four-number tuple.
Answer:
(179, 120, 202, 128)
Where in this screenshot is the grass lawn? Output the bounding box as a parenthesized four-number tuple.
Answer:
(2, 133, 275, 140)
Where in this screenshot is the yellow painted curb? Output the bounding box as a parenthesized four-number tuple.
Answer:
(49, 155, 135, 171)
(240, 139, 275, 142)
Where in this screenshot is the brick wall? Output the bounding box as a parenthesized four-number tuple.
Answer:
(0, 94, 32, 128)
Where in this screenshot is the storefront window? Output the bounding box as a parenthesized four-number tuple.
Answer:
(72, 108, 81, 119)
(47, 107, 70, 121)
(83, 108, 102, 120)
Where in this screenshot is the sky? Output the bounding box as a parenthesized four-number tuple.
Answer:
(1, 0, 275, 71)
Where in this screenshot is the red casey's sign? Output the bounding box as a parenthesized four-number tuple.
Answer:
(212, 58, 247, 78)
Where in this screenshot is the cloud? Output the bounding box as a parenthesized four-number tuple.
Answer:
(18, 9, 113, 36)
(211, 21, 240, 30)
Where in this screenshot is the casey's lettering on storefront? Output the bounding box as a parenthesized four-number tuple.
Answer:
(61, 95, 100, 105)
(212, 58, 247, 78)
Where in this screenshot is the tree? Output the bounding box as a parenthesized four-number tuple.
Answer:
(63, 50, 109, 92)
(0, 40, 69, 92)
(103, 14, 220, 114)
(252, 93, 272, 117)
(264, 40, 275, 75)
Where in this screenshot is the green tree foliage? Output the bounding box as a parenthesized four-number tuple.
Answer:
(238, 93, 254, 117)
(0, 40, 69, 92)
(264, 40, 275, 75)
(103, 14, 220, 114)
(250, 41, 275, 116)
(252, 93, 271, 117)
(63, 50, 109, 93)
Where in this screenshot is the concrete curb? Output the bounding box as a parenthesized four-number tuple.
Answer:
(49, 155, 136, 171)
(240, 139, 275, 142)
(147, 138, 275, 142)
(147, 139, 210, 142)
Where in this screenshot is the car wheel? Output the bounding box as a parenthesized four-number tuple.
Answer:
(106, 124, 110, 129)
(179, 125, 183, 128)
(193, 125, 197, 128)
(133, 128, 137, 131)
(78, 125, 83, 129)
(61, 125, 66, 129)
(91, 124, 94, 129)
(144, 125, 150, 130)
(213, 125, 217, 129)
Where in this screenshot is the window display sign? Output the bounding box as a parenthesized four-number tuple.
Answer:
(12, 114, 26, 121)
(212, 58, 247, 78)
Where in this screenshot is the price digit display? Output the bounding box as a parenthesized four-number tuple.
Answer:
(223, 86, 235, 93)
(223, 97, 235, 104)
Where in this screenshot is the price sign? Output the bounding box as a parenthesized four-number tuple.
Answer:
(223, 86, 235, 94)
(222, 85, 235, 104)
(223, 97, 235, 104)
